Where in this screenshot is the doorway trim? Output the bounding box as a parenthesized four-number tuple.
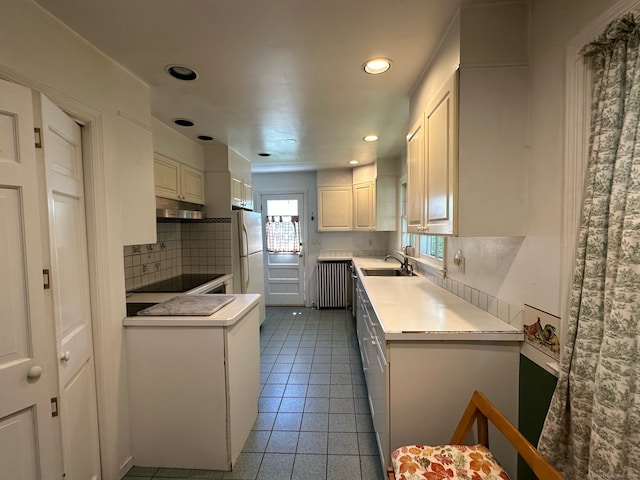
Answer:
(0, 64, 116, 478)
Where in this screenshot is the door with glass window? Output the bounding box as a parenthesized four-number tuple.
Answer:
(262, 193, 305, 305)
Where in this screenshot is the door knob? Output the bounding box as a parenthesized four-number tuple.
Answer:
(60, 351, 70, 362)
(27, 365, 43, 381)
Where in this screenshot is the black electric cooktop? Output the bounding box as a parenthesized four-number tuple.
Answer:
(129, 273, 224, 293)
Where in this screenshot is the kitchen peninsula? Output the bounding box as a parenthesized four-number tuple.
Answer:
(123, 293, 261, 471)
(350, 257, 523, 475)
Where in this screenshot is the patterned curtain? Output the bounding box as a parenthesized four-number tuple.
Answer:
(538, 12, 640, 478)
(265, 215, 300, 253)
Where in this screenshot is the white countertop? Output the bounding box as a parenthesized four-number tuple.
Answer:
(352, 257, 523, 342)
(123, 293, 261, 327)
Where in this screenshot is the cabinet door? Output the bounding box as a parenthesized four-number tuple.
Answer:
(424, 73, 457, 235)
(154, 154, 181, 200)
(231, 175, 243, 208)
(371, 336, 389, 468)
(353, 181, 374, 231)
(406, 117, 424, 233)
(243, 181, 253, 210)
(230, 176, 252, 209)
(181, 164, 205, 204)
(317, 186, 352, 231)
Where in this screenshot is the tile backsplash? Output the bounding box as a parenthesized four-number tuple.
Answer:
(417, 262, 524, 330)
(124, 219, 232, 291)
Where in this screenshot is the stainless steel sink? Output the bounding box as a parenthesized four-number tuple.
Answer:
(361, 268, 415, 277)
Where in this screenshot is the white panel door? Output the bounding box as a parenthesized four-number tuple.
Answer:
(40, 94, 101, 480)
(262, 193, 305, 306)
(0, 80, 55, 479)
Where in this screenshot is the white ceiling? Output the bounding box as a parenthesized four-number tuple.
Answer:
(35, 0, 486, 173)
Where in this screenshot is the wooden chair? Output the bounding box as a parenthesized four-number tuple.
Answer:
(386, 390, 562, 480)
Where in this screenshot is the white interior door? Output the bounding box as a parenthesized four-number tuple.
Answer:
(39, 94, 101, 480)
(262, 193, 305, 306)
(0, 80, 56, 479)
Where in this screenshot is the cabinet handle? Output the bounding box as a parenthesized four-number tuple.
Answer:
(60, 351, 70, 362)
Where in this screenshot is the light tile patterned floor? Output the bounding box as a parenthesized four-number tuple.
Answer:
(124, 307, 385, 480)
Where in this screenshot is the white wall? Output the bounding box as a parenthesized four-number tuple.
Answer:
(252, 171, 394, 306)
(0, 0, 158, 477)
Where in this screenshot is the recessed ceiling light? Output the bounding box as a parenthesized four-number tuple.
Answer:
(363, 135, 378, 142)
(258, 152, 271, 157)
(197, 135, 214, 141)
(284, 139, 297, 144)
(349, 160, 360, 165)
(173, 118, 194, 127)
(166, 65, 198, 81)
(363, 58, 392, 75)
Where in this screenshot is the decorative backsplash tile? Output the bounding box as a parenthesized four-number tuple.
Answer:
(523, 305, 560, 361)
(123, 219, 232, 291)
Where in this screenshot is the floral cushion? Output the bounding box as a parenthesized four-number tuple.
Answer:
(391, 444, 511, 480)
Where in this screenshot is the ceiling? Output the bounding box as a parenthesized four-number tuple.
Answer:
(35, 0, 484, 173)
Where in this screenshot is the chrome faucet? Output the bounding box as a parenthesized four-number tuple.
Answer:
(385, 252, 413, 276)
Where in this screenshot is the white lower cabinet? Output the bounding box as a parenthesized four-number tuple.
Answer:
(355, 281, 520, 475)
(125, 304, 260, 470)
(356, 278, 390, 472)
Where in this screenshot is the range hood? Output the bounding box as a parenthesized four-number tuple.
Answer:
(156, 197, 205, 221)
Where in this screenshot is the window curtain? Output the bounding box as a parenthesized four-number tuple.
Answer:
(538, 12, 640, 478)
(265, 215, 300, 253)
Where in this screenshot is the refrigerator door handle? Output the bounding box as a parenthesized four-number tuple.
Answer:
(241, 223, 249, 257)
(241, 255, 250, 291)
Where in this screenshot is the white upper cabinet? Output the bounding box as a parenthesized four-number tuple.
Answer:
(317, 169, 353, 231)
(204, 142, 253, 217)
(455, 65, 527, 236)
(407, 2, 528, 237)
(317, 165, 396, 232)
(154, 153, 205, 204)
(423, 73, 456, 235)
(407, 67, 527, 236)
(318, 185, 353, 231)
(231, 174, 253, 210)
(406, 116, 425, 233)
(352, 163, 397, 232)
(353, 181, 375, 231)
(118, 112, 156, 245)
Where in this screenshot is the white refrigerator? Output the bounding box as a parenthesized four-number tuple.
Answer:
(232, 210, 266, 324)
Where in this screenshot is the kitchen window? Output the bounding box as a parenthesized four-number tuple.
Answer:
(265, 199, 300, 253)
(420, 235, 444, 261)
(400, 181, 444, 267)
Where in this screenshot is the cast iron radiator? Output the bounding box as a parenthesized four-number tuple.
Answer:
(317, 260, 350, 308)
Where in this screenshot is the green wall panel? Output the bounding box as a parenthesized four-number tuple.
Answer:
(517, 354, 558, 479)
